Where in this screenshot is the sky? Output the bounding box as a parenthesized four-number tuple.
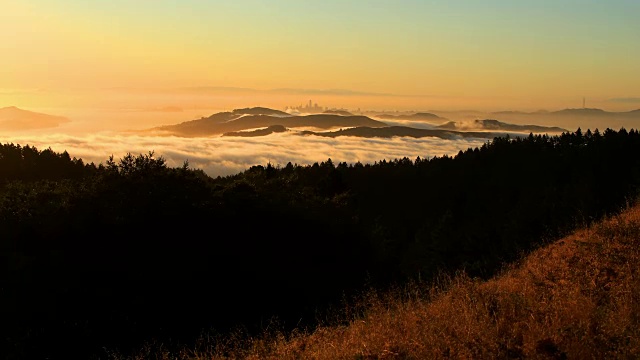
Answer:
(2, 0, 639, 111)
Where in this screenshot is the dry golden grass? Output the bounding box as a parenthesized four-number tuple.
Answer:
(120, 204, 640, 360)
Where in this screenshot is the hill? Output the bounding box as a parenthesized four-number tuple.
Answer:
(438, 119, 567, 133)
(231, 107, 291, 117)
(377, 112, 445, 121)
(491, 108, 640, 118)
(480, 108, 640, 135)
(187, 107, 291, 125)
(165, 202, 640, 359)
(0, 106, 70, 130)
(323, 109, 354, 116)
(300, 126, 510, 139)
(491, 108, 640, 123)
(194, 111, 241, 124)
(223, 125, 288, 137)
(155, 114, 387, 136)
(552, 108, 612, 117)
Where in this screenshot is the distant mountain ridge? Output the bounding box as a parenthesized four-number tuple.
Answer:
(223, 125, 288, 137)
(0, 106, 70, 131)
(231, 107, 291, 117)
(323, 109, 354, 116)
(483, 107, 640, 133)
(491, 108, 640, 117)
(150, 106, 581, 138)
(194, 107, 292, 125)
(377, 112, 445, 121)
(438, 119, 567, 133)
(155, 109, 387, 136)
(553, 108, 608, 116)
(299, 126, 512, 140)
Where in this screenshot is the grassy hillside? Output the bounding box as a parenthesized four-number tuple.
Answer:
(133, 203, 640, 359)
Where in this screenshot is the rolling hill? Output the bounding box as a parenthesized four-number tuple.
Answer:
(223, 125, 288, 137)
(169, 202, 640, 359)
(299, 126, 511, 140)
(323, 109, 354, 116)
(0, 106, 70, 131)
(377, 112, 446, 121)
(154, 111, 388, 136)
(188, 107, 292, 125)
(151, 106, 572, 139)
(437, 119, 567, 133)
(231, 107, 291, 117)
(490, 108, 640, 118)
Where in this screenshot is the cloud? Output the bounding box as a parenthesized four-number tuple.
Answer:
(0, 131, 488, 177)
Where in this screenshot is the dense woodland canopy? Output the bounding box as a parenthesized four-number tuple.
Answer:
(1, 128, 640, 358)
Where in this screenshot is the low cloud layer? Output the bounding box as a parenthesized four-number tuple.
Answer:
(0, 131, 488, 177)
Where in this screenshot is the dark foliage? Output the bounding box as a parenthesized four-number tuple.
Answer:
(1, 128, 640, 358)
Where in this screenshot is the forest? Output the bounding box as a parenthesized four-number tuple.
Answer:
(1, 128, 640, 358)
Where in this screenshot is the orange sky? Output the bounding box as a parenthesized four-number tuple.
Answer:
(2, 0, 639, 112)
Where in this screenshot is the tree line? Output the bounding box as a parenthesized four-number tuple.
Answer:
(1, 128, 639, 358)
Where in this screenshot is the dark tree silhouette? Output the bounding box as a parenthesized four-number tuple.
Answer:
(1, 128, 640, 358)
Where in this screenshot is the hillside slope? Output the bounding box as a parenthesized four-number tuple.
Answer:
(182, 203, 640, 359)
(299, 126, 511, 139)
(0, 106, 70, 130)
(437, 119, 567, 133)
(155, 114, 387, 136)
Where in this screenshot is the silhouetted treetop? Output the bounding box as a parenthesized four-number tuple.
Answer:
(1, 127, 640, 358)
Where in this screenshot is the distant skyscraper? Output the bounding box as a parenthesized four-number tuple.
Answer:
(287, 100, 326, 113)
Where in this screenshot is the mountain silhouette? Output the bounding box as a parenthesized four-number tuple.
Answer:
(491, 108, 640, 118)
(438, 119, 567, 133)
(483, 108, 640, 132)
(194, 112, 241, 124)
(323, 109, 354, 116)
(0, 106, 70, 131)
(298, 126, 511, 140)
(193, 107, 291, 124)
(155, 113, 388, 137)
(223, 125, 288, 137)
(491, 110, 530, 115)
(552, 108, 608, 116)
(150, 106, 638, 138)
(231, 107, 291, 116)
(377, 112, 445, 121)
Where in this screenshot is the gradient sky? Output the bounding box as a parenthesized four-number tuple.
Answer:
(2, 0, 639, 110)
